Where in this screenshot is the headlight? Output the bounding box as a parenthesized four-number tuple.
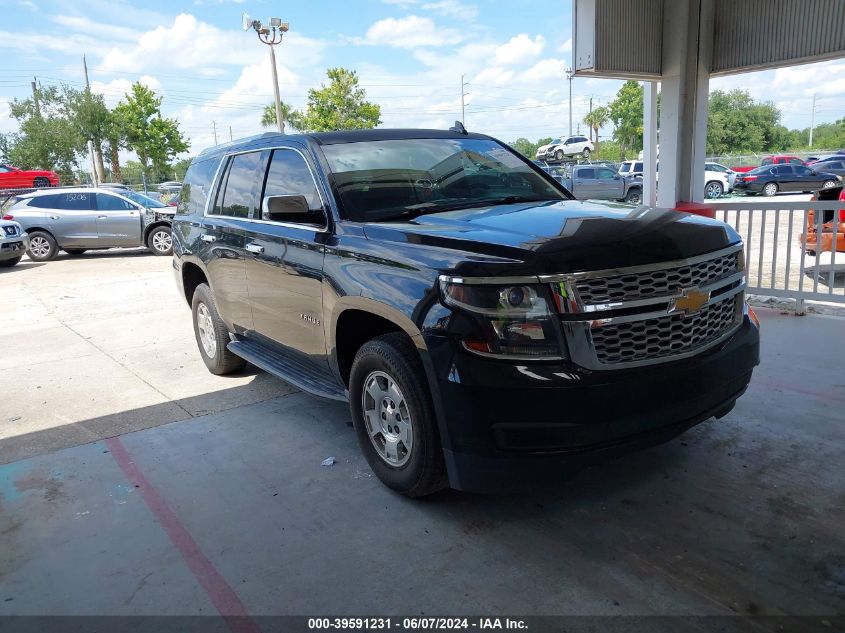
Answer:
(439, 277, 567, 360)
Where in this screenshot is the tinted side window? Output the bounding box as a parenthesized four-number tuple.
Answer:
(576, 137, 588, 143)
(794, 166, 812, 176)
(96, 193, 134, 210)
(178, 157, 222, 216)
(761, 158, 773, 165)
(260, 149, 324, 226)
(27, 194, 60, 208)
(776, 165, 793, 175)
(577, 168, 595, 179)
(596, 168, 616, 179)
(789, 158, 804, 165)
(634, 162, 643, 172)
(57, 192, 93, 210)
(828, 162, 844, 170)
(213, 152, 261, 219)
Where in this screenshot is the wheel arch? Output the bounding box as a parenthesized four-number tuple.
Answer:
(180, 260, 209, 306)
(143, 220, 172, 241)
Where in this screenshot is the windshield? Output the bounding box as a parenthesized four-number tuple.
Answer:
(123, 190, 166, 208)
(322, 138, 567, 222)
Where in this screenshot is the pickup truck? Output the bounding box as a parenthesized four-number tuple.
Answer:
(559, 164, 643, 203)
(173, 127, 760, 497)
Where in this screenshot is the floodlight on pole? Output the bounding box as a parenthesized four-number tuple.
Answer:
(243, 13, 289, 134)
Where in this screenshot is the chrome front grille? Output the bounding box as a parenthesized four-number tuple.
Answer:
(575, 251, 741, 304)
(589, 295, 740, 365)
(544, 244, 746, 369)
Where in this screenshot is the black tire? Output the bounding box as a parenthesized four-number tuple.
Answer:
(64, 249, 87, 256)
(26, 230, 58, 261)
(625, 188, 642, 205)
(554, 149, 564, 161)
(146, 225, 173, 256)
(763, 182, 778, 197)
(349, 332, 447, 497)
(33, 177, 50, 188)
(191, 283, 246, 375)
(582, 147, 591, 159)
(0, 256, 22, 268)
(704, 180, 723, 199)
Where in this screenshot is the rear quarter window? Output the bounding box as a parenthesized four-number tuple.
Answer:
(177, 157, 222, 216)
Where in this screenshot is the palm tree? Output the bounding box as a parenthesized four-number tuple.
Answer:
(583, 106, 610, 156)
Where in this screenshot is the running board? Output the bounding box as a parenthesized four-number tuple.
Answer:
(227, 338, 348, 402)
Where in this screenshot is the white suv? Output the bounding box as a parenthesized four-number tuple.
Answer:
(618, 160, 731, 199)
(536, 135, 594, 162)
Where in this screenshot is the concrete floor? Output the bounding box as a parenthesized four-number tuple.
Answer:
(1, 250, 844, 626)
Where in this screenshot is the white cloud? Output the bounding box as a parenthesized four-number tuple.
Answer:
(559, 38, 572, 53)
(90, 76, 162, 108)
(422, 1, 478, 19)
(522, 58, 567, 82)
(494, 34, 546, 66)
(357, 15, 467, 49)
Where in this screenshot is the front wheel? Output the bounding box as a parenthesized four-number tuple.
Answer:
(582, 147, 591, 159)
(26, 231, 58, 261)
(147, 226, 173, 256)
(705, 180, 724, 199)
(763, 182, 778, 197)
(350, 333, 447, 497)
(822, 180, 837, 189)
(191, 283, 246, 375)
(625, 188, 642, 205)
(554, 150, 564, 161)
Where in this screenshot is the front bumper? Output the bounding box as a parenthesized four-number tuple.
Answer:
(0, 234, 29, 261)
(424, 316, 760, 493)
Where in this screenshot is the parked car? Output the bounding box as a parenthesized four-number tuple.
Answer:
(3, 188, 175, 261)
(618, 160, 730, 198)
(801, 185, 845, 255)
(734, 164, 841, 196)
(560, 164, 643, 203)
(535, 135, 594, 162)
(0, 218, 29, 268)
(705, 162, 737, 191)
(761, 155, 806, 167)
(0, 164, 60, 189)
(807, 155, 845, 172)
(173, 127, 760, 497)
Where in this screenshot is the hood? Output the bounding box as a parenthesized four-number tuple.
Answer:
(362, 200, 740, 276)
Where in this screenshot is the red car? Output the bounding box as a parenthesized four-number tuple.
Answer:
(0, 164, 60, 189)
(732, 155, 806, 174)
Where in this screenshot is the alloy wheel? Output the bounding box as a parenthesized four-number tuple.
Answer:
(361, 370, 413, 467)
(705, 182, 723, 198)
(196, 302, 217, 359)
(151, 230, 172, 253)
(764, 183, 778, 197)
(822, 180, 836, 189)
(29, 236, 51, 258)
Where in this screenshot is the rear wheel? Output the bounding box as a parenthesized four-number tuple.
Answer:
(64, 249, 87, 256)
(822, 180, 837, 190)
(33, 177, 50, 188)
(191, 283, 246, 375)
(582, 147, 591, 159)
(146, 226, 173, 256)
(350, 332, 447, 497)
(705, 180, 724, 199)
(0, 256, 22, 268)
(26, 231, 58, 261)
(554, 149, 564, 161)
(763, 182, 778, 197)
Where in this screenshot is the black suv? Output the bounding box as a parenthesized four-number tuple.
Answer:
(173, 128, 760, 497)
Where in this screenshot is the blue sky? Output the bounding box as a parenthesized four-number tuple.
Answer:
(0, 0, 843, 160)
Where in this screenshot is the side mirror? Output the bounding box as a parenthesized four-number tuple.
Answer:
(262, 194, 312, 221)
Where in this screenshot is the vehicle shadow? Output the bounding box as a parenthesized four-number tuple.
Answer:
(0, 261, 46, 273)
(48, 248, 154, 261)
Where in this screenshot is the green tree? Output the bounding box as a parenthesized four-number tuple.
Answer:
(706, 89, 786, 155)
(608, 81, 644, 159)
(6, 86, 81, 180)
(113, 82, 189, 180)
(260, 101, 297, 129)
(63, 86, 111, 181)
(509, 138, 538, 158)
(583, 105, 610, 155)
(262, 68, 381, 133)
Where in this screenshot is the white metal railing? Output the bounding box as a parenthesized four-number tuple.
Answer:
(707, 200, 845, 310)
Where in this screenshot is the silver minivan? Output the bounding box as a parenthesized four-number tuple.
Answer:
(4, 187, 175, 261)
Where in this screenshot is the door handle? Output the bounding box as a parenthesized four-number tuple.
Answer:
(98, 215, 108, 219)
(200, 234, 216, 243)
(245, 243, 264, 254)
(49, 216, 59, 220)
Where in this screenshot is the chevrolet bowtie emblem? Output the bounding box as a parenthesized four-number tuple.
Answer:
(670, 287, 710, 315)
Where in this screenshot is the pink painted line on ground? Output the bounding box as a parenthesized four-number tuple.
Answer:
(106, 436, 261, 633)
(755, 379, 845, 405)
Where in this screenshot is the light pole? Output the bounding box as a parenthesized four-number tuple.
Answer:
(243, 14, 288, 133)
(565, 66, 574, 137)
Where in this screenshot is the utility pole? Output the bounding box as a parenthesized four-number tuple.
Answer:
(212, 121, 218, 146)
(565, 67, 574, 137)
(229, 125, 233, 142)
(809, 93, 817, 148)
(243, 14, 288, 133)
(588, 96, 593, 142)
(83, 55, 106, 183)
(31, 78, 40, 118)
(460, 74, 470, 124)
